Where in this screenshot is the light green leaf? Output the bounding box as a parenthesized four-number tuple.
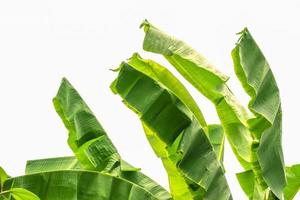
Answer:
(207, 125, 225, 162)
(0, 167, 8, 191)
(123, 53, 207, 129)
(236, 170, 255, 198)
(53, 78, 171, 200)
(3, 170, 163, 200)
(141, 20, 253, 171)
(111, 59, 232, 200)
(10, 188, 40, 200)
(26, 156, 80, 174)
(284, 164, 300, 200)
(232, 28, 286, 199)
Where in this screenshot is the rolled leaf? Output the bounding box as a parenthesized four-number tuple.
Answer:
(232, 28, 286, 199)
(3, 170, 162, 200)
(141, 20, 253, 170)
(53, 78, 171, 200)
(111, 56, 232, 200)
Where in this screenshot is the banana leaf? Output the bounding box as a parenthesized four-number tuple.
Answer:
(232, 28, 286, 199)
(2, 170, 163, 200)
(141, 20, 288, 199)
(26, 156, 80, 174)
(284, 164, 300, 200)
(111, 55, 232, 200)
(53, 78, 171, 200)
(237, 164, 300, 200)
(1, 167, 40, 200)
(207, 125, 225, 163)
(141, 20, 253, 171)
(0, 167, 8, 191)
(113, 53, 225, 162)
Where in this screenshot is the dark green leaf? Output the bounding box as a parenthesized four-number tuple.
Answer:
(232, 28, 286, 199)
(3, 170, 162, 200)
(111, 56, 232, 200)
(53, 78, 171, 200)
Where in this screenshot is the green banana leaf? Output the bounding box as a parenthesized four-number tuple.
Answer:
(26, 156, 80, 174)
(237, 164, 300, 200)
(1, 167, 40, 200)
(53, 78, 171, 200)
(111, 55, 232, 200)
(232, 28, 286, 199)
(8, 188, 40, 200)
(141, 20, 287, 199)
(113, 53, 225, 162)
(141, 20, 253, 171)
(284, 164, 300, 200)
(0, 167, 8, 191)
(2, 170, 163, 200)
(236, 170, 255, 198)
(207, 125, 225, 163)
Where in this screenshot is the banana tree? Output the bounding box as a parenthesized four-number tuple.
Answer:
(0, 21, 299, 200)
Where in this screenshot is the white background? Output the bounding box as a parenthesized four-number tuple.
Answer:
(0, 0, 299, 199)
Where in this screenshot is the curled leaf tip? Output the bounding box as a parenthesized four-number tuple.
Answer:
(235, 27, 250, 44)
(139, 19, 150, 32)
(109, 68, 120, 72)
(128, 52, 140, 60)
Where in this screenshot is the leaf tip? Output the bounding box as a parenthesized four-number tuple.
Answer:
(139, 19, 150, 32)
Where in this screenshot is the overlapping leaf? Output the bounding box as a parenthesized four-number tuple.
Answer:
(140, 20, 291, 199)
(53, 78, 171, 200)
(141, 20, 253, 170)
(111, 54, 232, 200)
(2, 170, 162, 200)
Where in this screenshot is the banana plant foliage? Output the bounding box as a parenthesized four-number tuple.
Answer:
(111, 53, 231, 200)
(139, 20, 299, 199)
(0, 21, 299, 200)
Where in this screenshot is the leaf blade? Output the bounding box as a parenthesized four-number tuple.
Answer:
(3, 170, 162, 200)
(232, 28, 286, 198)
(111, 58, 232, 200)
(10, 188, 40, 200)
(141, 20, 253, 171)
(53, 78, 171, 200)
(284, 164, 300, 200)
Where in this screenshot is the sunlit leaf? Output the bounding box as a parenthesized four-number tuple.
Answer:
(53, 78, 171, 199)
(3, 170, 163, 200)
(232, 28, 286, 199)
(284, 164, 300, 200)
(111, 56, 232, 200)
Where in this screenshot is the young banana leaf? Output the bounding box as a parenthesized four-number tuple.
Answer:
(112, 53, 225, 162)
(111, 54, 232, 200)
(53, 78, 171, 200)
(2, 170, 164, 200)
(141, 20, 253, 170)
(231, 28, 286, 199)
(141, 20, 287, 199)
